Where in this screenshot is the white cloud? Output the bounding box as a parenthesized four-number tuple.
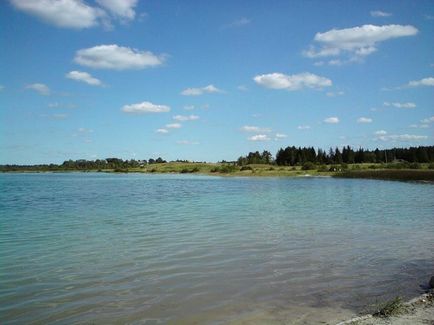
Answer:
(184, 105, 195, 110)
(274, 133, 288, 140)
(418, 124, 430, 129)
(241, 125, 271, 133)
(383, 101, 416, 108)
(297, 125, 311, 130)
(237, 85, 248, 91)
(357, 117, 373, 123)
(77, 127, 93, 133)
(26, 83, 50, 95)
(95, 0, 137, 20)
(173, 114, 199, 121)
(74, 44, 165, 70)
(375, 130, 387, 135)
(51, 113, 68, 120)
(66, 70, 102, 86)
(407, 77, 434, 87)
(324, 117, 339, 124)
(166, 123, 182, 129)
(180, 84, 222, 96)
(156, 128, 168, 134)
(10, 0, 103, 29)
(253, 72, 332, 91)
(222, 17, 251, 29)
(121, 101, 170, 114)
(421, 116, 434, 123)
(326, 90, 344, 97)
(376, 134, 428, 142)
(303, 24, 418, 62)
(248, 134, 271, 141)
(176, 140, 199, 145)
(370, 10, 392, 17)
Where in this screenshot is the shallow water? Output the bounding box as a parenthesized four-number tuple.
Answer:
(1, 173, 433, 324)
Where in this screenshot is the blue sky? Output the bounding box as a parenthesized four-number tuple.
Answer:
(0, 0, 433, 164)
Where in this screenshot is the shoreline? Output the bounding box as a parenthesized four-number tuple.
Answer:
(2, 167, 434, 182)
(337, 291, 434, 325)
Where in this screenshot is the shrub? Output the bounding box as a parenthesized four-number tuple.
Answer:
(301, 162, 316, 170)
(428, 163, 434, 170)
(240, 166, 253, 171)
(408, 162, 421, 169)
(317, 165, 328, 172)
(373, 297, 406, 318)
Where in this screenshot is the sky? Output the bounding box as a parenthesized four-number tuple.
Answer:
(0, 0, 433, 164)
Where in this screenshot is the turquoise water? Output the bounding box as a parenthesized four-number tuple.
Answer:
(1, 173, 433, 324)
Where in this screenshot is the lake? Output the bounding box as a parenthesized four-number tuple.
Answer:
(1, 173, 433, 324)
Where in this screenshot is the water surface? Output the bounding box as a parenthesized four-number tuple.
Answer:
(1, 173, 433, 324)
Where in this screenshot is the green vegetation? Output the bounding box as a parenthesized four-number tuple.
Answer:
(373, 296, 407, 318)
(336, 169, 434, 181)
(2, 146, 434, 181)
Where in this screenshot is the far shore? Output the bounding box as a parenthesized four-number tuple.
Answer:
(2, 162, 434, 182)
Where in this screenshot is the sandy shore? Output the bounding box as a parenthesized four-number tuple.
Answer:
(337, 292, 434, 325)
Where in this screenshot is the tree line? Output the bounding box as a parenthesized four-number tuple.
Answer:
(0, 157, 167, 171)
(237, 146, 434, 166)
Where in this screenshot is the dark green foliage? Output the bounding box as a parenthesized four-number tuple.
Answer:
(180, 167, 200, 173)
(240, 166, 253, 171)
(316, 165, 328, 172)
(274, 145, 434, 166)
(336, 170, 434, 181)
(237, 150, 273, 165)
(428, 163, 434, 169)
(301, 162, 315, 170)
(373, 297, 406, 318)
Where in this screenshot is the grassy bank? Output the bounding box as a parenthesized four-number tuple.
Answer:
(335, 169, 434, 182)
(3, 162, 434, 181)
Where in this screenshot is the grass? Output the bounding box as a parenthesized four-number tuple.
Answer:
(336, 169, 434, 181)
(372, 296, 407, 318)
(3, 162, 434, 181)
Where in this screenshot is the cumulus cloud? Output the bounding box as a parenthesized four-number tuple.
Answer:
(421, 116, 434, 124)
(156, 128, 168, 134)
(173, 114, 199, 121)
(383, 101, 416, 108)
(407, 77, 434, 87)
(248, 134, 271, 141)
(183, 105, 195, 110)
(166, 123, 182, 129)
(324, 117, 339, 124)
(374, 130, 387, 135)
(66, 70, 102, 86)
(10, 0, 139, 29)
(74, 45, 165, 70)
(297, 125, 311, 130)
(274, 133, 287, 140)
(357, 117, 373, 123)
(95, 0, 137, 20)
(370, 10, 392, 17)
(121, 101, 170, 114)
(376, 134, 428, 142)
(303, 24, 418, 62)
(10, 0, 103, 29)
(253, 72, 332, 91)
(26, 83, 50, 95)
(241, 125, 271, 133)
(180, 84, 222, 96)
